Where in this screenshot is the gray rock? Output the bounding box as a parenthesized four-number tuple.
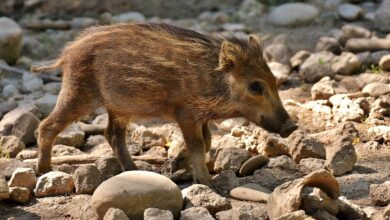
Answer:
(300, 51, 336, 83)
(145, 146, 167, 157)
(103, 208, 129, 220)
(43, 82, 62, 95)
(82, 204, 100, 220)
(180, 207, 214, 220)
(131, 126, 166, 150)
(112, 12, 146, 23)
(22, 72, 43, 92)
(84, 134, 107, 149)
(379, 54, 390, 71)
(54, 124, 85, 148)
(0, 135, 25, 158)
(299, 158, 326, 173)
(8, 167, 36, 190)
(213, 147, 251, 174)
(91, 171, 183, 219)
(212, 170, 239, 194)
(34, 93, 57, 117)
(9, 186, 30, 203)
(232, 201, 268, 220)
(53, 165, 78, 177)
(70, 17, 99, 29)
(0, 17, 22, 63)
(337, 3, 363, 21)
(267, 155, 299, 171)
(134, 160, 158, 172)
(325, 135, 357, 176)
(0, 105, 40, 145)
(362, 82, 390, 97)
(52, 144, 84, 156)
(275, 210, 312, 219)
(144, 208, 173, 220)
(290, 50, 311, 68)
(330, 94, 364, 122)
(357, 73, 390, 89)
(301, 187, 339, 215)
(315, 37, 341, 54)
(369, 94, 390, 119)
(331, 52, 361, 75)
(0, 100, 17, 118)
(313, 210, 338, 220)
(73, 164, 101, 194)
(215, 210, 232, 220)
(34, 171, 75, 197)
(248, 168, 305, 191)
(287, 130, 326, 163)
(268, 3, 319, 27)
(268, 62, 291, 85)
(236, 0, 264, 23)
(264, 43, 290, 65)
(0, 176, 10, 201)
(0, 158, 34, 179)
(230, 183, 271, 202)
(338, 25, 371, 45)
(337, 197, 368, 220)
(2, 84, 19, 98)
(16, 149, 38, 160)
(368, 126, 390, 142)
(370, 181, 390, 206)
(311, 76, 347, 100)
(268, 170, 340, 220)
(239, 154, 269, 176)
(375, 0, 390, 32)
(95, 155, 122, 181)
(182, 184, 231, 215)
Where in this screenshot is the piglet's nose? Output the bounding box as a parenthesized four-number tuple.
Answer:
(279, 120, 298, 138)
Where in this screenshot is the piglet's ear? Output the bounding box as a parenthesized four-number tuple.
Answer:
(249, 34, 261, 48)
(217, 41, 241, 72)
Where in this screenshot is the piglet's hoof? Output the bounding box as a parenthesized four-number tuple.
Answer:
(36, 163, 52, 176)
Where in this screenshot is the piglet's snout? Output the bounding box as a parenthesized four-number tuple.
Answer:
(279, 120, 298, 138)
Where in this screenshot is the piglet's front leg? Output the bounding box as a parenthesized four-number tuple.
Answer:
(175, 114, 212, 187)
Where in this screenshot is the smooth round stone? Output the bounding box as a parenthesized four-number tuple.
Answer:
(230, 183, 271, 202)
(268, 3, 319, 27)
(239, 155, 270, 176)
(91, 171, 183, 220)
(337, 4, 363, 21)
(362, 82, 390, 97)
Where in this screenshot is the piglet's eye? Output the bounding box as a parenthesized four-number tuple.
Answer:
(249, 81, 264, 95)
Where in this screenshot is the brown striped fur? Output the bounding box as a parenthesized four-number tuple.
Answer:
(33, 23, 296, 186)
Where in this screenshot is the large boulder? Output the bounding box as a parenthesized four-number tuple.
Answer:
(0, 17, 22, 63)
(91, 171, 183, 219)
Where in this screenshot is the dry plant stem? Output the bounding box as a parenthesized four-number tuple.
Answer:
(24, 154, 166, 165)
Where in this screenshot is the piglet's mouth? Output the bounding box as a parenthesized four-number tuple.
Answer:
(278, 120, 298, 138)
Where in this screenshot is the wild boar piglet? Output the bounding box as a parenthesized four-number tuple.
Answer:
(32, 23, 297, 186)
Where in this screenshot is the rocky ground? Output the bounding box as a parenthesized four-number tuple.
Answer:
(0, 0, 390, 219)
